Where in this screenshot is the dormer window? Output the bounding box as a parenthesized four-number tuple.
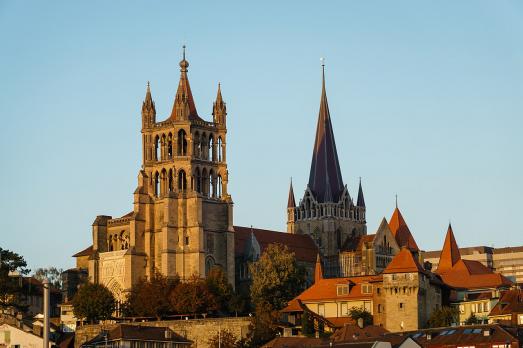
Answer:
(362, 284, 373, 294)
(337, 284, 349, 296)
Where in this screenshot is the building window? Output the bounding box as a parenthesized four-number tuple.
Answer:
(399, 302, 405, 311)
(340, 302, 348, 316)
(318, 303, 325, 317)
(459, 304, 465, 313)
(184, 236, 189, 245)
(362, 284, 373, 294)
(337, 285, 349, 296)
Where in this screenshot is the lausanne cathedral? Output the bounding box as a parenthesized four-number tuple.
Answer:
(75, 50, 512, 332)
(75, 50, 391, 300)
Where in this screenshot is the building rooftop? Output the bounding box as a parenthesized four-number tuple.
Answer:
(234, 225, 318, 263)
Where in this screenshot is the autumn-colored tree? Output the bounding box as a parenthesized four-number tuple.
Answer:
(169, 275, 218, 315)
(0, 247, 29, 311)
(427, 306, 459, 328)
(207, 329, 240, 348)
(206, 266, 233, 313)
(72, 283, 115, 323)
(125, 272, 178, 319)
(249, 243, 305, 310)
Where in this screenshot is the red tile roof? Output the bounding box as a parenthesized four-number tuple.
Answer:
(234, 226, 318, 263)
(489, 289, 523, 316)
(440, 259, 513, 289)
(436, 224, 461, 274)
(388, 208, 419, 252)
(331, 324, 388, 342)
(282, 275, 381, 312)
(383, 247, 425, 274)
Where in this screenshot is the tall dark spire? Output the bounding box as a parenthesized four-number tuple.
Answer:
(357, 177, 365, 208)
(170, 45, 199, 120)
(307, 61, 344, 203)
(287, 179, 296, 208)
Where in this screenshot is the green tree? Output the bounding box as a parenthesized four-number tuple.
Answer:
(0, 247, 29, 311)
(207, 329, 240, 348)
(247, 244, 306, 346)
(206, 266, 233, 313)
(427, 306, 459, 328)
(72, 283, 116, 323)
(464, 312, 481, 325)
(169, 275, 218, 315)
(249, 243, 305, 310)
(33, 267, 63, 290)
(125, 272, 178, 319)
(348, 307, 373, 326)
(301, 310, 315, 337)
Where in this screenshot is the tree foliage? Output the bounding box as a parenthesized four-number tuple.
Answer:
(207, 329, 241, 348)
(72, 283, 115, 323)
(348, 307, 373, 326)
(0, 247, 29, 310)
(169, 275, 218, 315)
(33, 267, 63, 290)
(125, 272, 178, 319)
(301, 310, 315, 337)
(427, 306, 459, 328)
(464, 312, 482, 325)
(246, 243, 306, 346)
(206, 266, 233, 313)
(249, 243, 305, 310)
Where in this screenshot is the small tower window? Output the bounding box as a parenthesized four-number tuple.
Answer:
(154, 171, 160, 197)
(178, 170, 187, 192)
(154, 135, 160, 161)
(178, 129, 187, 156)
(217, 137, 223, 162)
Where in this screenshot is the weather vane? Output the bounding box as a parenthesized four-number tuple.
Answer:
(320, 57, 325, 66)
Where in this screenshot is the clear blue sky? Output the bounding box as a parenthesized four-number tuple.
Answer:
(1, 1, 522, 271)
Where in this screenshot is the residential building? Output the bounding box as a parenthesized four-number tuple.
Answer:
(0, 323, 53, 348)
(489, 289, 523, 325)
(423, 246, 523, 284)
(81, 324, 191, 348)
(434, 225, 513, 325)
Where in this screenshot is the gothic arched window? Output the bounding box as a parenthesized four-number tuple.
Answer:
(178, 129, 187, 156)
(178, 170, 187, 192)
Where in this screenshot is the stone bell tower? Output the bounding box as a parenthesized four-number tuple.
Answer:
(89, 47, 235, 299)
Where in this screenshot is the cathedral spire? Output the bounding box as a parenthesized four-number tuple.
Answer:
(357, 177, 365, 208)
(436, 223, 461, 274)
(213, 82, 227, 125)
(307, 60, 344, 203)
(142, 81, 156, 127)
(170, 45, 199, 121)
(287, 178, 296, 208)
(314, 254, 323, 283)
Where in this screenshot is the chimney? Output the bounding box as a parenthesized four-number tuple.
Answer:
(357, 318, 364, 329)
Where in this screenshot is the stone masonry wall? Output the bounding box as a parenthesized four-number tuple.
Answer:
(75, 317, 252, 348)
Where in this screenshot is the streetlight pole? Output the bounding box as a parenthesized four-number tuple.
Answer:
(43, 279, 50, 348)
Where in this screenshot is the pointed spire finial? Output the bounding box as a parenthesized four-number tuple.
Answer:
(395, 194, 398, 209)
(287, 178, 296, 208)
(183, 45, 186, 60)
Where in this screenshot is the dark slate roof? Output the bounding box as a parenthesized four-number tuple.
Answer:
(307, 66, 344, 203)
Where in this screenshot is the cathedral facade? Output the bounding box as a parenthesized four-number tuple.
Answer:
(86, 51, 235, 301)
